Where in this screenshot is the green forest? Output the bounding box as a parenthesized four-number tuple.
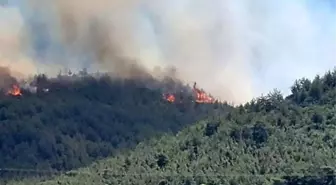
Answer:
(1, 68, 336, 185)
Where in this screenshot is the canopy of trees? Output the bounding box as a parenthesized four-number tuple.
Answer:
(3, 68, 336, 185)
(0, 73, 228, 173)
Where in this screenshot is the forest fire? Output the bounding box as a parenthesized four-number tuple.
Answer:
(7, 84, 22, 96)
(163, 93, 176, 103)
(193, 82, 215, 103)
(163, 82, 216, 104)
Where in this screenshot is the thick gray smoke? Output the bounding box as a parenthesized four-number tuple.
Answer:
(1, 0, 336, 104)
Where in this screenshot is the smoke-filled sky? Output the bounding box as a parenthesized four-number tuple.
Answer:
(1, 0, 336, 104)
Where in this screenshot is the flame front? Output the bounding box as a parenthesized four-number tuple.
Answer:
(193, 82, 215, 103)
(7, 84, 22, 96)
(194, 90, 214, 103)
(162, 82, 216, 104)
(163, 93, 175, 103)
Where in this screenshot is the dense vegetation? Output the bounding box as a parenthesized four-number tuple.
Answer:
(0, 72, 229, 175)
(5, 69, 335, 185)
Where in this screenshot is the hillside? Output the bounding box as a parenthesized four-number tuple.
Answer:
(8, 69, 336, 185)
(0, 71, 229, 180)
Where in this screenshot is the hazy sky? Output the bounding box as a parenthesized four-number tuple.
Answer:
(1, 0, 336, 103)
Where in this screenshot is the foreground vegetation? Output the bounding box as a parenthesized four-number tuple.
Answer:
(6, 69, 336, 185)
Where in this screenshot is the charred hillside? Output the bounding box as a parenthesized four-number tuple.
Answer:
(0, 71, 230, 175)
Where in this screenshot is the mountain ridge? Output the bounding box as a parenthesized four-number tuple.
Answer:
(6, 68, 336, 185)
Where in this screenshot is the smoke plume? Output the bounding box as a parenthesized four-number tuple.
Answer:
(1, 0, 336, 104)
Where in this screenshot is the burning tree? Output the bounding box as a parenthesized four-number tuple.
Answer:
(163, 93, 176, 103)
(162, 82, 217, 104)
(192, 82, 215, 103)
(7, 84, 22, 96)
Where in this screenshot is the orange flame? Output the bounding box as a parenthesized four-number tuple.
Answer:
(163, 93, 175, 103)
(193, 82, 215, 103)
(162, 82, 216, 104)
(7, 84, 22, 96)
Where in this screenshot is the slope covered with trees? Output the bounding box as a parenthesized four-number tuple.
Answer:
(0, 71, 229, 178)
(8, 69, 336, 185)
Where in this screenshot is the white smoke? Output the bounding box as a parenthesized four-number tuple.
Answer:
(140, 0, 336, 102)
(0, 5, 36, 78)
(1, 0, 336, 104)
